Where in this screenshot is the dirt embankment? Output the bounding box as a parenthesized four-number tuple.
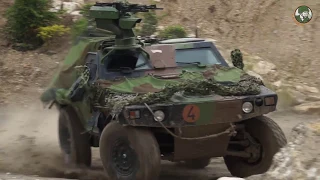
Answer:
(157, 0, 320, 88)
(0, 0, 319, 179)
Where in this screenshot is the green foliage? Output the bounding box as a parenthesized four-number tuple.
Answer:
(71, 18, 89, 39)
(5, 0, 59, 46)
(79, 3, 93, 18)
(70, 3, 93, 39)
(159, 25, 187, 39)
(96, 72, 264, 115)
(138, 11, 158, 36)
(37, 25, 70, 42)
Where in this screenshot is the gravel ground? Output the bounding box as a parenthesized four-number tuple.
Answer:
(0, 105, 318, 180)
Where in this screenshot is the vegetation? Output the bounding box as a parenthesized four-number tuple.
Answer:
(37, 25, 70, 42)
(5, 0, 59, 49)
(71, 18, 89, 39)
(79, 3, 93, 18)
(138, 11, 158, 36)
(159, 25, 187, 39)
(71, 3, 93, 39)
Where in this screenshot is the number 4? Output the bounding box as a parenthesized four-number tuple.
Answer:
(187, 106, 195, 120)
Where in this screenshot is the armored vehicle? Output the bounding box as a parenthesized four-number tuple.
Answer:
(41, 2, 287, 180)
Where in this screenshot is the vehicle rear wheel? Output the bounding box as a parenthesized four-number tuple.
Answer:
(58, 107, 92, 167)
(99, 121, 161, 180)
(224, 116, 287, 178)
(183, 158, 211, 169)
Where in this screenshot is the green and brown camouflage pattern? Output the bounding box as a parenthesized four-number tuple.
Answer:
(41, 37, 277, 132)
(231, 49, 244, 70)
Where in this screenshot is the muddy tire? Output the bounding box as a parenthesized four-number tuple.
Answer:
(224, 116, 287, 178)
(58, 107, 92, 167)
(99, 121, 161, 180)
(183, 158, 211, 169)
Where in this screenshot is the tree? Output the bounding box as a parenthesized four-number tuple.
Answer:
(5, 0, 58, 47)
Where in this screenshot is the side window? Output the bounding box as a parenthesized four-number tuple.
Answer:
(135, 53, 152, 70)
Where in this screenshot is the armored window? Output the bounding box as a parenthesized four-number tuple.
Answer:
(175, 48, 221, 65)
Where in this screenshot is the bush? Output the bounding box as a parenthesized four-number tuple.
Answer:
(79, 3, 94, 18)
(37, 25, 70, 42)
(159, 25, 187, 39)
(5, 0, 59, 47)
(71, 17, 89, 39)
(139, 11, 158, 36)
(70, 3, 93, 39)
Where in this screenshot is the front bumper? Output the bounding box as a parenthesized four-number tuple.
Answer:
(118, 86, 278, 127)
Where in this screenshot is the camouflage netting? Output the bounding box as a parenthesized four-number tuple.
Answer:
(93, 69, 264, 114)
(41, 37, 265, 115)
(231, 49, 244, 70)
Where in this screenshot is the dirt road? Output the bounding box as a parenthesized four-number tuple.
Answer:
(0, 104, 318, 180)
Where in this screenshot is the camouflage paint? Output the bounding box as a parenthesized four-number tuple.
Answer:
(120, 88, 277, 128)
(41, 37, 276, 130)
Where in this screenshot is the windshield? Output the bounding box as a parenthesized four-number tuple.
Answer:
(135, 47, 221, 70)
(176, 48, 221, 65)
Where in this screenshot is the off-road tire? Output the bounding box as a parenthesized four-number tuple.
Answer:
(183, 158, 211, 169)
(58, 107, 92, 167)
(224, 116, 287, 178)
(99, 121, 161, 180)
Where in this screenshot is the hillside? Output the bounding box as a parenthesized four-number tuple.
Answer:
(1, 0, 319, 108)
(0, 1, 319, 180)
(156, 0, 320, 87)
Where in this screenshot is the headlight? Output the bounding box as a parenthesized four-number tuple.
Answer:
(154, 110, 165, 122)
(242, 102, 253, 113)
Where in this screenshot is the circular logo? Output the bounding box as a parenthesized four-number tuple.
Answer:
(294, 5, 313, 24)
(182, 104, 200, 123)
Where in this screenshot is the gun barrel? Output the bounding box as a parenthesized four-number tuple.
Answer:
(93, 2, 163, 13)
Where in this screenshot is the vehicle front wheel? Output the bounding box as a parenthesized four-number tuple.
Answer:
(224, 116, 287, 178)
(58, 107, 92, 167)
(99, 121, 161, 180)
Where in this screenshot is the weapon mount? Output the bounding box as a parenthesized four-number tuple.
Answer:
(89, 1, 163, 49)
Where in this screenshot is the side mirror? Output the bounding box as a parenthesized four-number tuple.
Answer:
(231, 49, 244, 70)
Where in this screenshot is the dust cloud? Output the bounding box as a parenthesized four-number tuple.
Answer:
(0, 104, 67, 178)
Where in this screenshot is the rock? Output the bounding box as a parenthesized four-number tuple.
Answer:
(157, 26, 165, 31)
(306, 94, 320, 102)
(218, 178, 244, 180)
(45, 50, 57, 56)
(252, 61, 276, 75)
(187, 33, 196, 38)
(247, 121, 320, 180)
(296, 85, 319, 94)
(293, 101, 320, 114)
(62, 2, 80, 13)
(247, 70, 263, 81)
(71, 0, 84, 4)
(70, 10, 82, 22)
(272, 80, 282, 88)
(276, 88, 308, 108)
(287, 89, 307, 105)
(51, 0, 62, 10)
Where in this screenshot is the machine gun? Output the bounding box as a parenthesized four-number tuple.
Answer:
(89, 1, 163, 49)
(94, 2, 163, 15)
